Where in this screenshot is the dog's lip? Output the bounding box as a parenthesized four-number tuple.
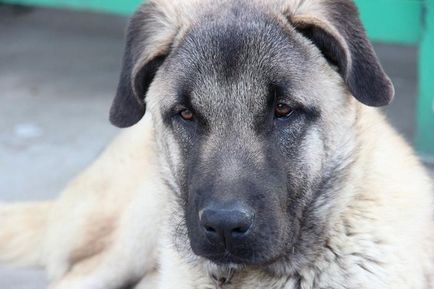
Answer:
(200, 249, 291, 268)
(201, 251, 243, 262)
(200, 250, 260, 265)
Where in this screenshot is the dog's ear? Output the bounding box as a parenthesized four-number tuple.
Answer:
(110, 3, 175, 128)
(288, 0, 394, 106)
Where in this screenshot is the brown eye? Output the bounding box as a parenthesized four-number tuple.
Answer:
(180, 109, 194, 121)
(275, 103, 293, 118)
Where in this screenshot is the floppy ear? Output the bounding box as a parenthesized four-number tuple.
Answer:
(110, 3, 174, 128)
(289, 0, 394, 106)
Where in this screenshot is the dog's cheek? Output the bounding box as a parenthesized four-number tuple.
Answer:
(282, 124, 325, 202)
(152, 117, 186, 196)
(297, 126, 324, 185)
(165, 135, 186, 187)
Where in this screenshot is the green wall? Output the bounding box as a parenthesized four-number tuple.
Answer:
(1, 0, 143, 15)
(356, 0, 422, 44)
(416, 0, 434, 159)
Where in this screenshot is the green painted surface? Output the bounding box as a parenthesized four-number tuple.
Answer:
(355, 0, 422, 44)
(0, 0, 423, 44)
(416, 0, 434, 159)
(0, 0, 143, 15)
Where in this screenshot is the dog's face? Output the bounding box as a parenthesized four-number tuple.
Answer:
(110, 0, 394, 272)
(155, 12, 331, 266)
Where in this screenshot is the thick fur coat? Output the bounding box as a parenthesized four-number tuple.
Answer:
(1, 0, 433, 288)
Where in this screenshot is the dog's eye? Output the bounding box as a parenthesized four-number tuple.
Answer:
(180, 109, 194, 121)
(275, 103, 293, 118)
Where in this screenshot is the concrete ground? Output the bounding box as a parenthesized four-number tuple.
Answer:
(0, 5, 433, 289)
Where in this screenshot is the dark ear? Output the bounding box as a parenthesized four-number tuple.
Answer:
(290, 0, 394, 106)
(110, 3, 172, 128)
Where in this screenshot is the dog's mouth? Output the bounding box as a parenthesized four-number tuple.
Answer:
(201, 250, 255, 265)
(199, 247, 289, 268)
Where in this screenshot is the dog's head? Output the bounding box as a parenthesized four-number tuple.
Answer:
(110, 0, 393, 272)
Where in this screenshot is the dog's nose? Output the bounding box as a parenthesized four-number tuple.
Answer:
(200, 205, 254, 249)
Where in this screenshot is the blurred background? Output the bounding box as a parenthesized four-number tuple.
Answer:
(0, 0, 433, 288)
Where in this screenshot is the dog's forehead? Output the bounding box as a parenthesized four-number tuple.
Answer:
(166, 5, 311, 116)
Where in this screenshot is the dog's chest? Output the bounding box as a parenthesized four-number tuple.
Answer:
(203, 245, 390, 289)
(219, 264, 382, 289)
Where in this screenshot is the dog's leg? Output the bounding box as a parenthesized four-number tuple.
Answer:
(47, 231, 159, 289)
(132, 270, 159, 289)
(48, 178, 166, 289)
(46, 253, 142, 289)
(49, 268, 160, 289)
(0, 201, 53, 268)
(157, 234, 212, 289)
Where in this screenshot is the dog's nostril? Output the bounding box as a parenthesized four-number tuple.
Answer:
(232, 226, 248, 234)
(205, 226, 216, 233)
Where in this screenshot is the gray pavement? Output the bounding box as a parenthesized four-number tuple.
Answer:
(0, 5, 433, 289)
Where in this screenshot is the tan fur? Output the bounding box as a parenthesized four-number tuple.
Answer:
(0, 202, 52, 267)
(0, 0, 433, 288)
(68, 214, 116, 265)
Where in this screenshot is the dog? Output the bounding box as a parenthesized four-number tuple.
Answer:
(1, 0, 433, 288)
